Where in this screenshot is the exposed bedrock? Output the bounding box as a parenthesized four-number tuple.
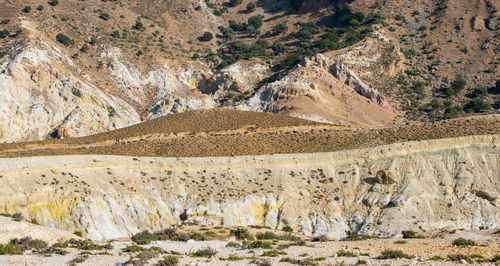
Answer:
(0, 135, 498, 241)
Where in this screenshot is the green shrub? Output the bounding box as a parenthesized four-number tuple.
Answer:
(229, 0, 242, 7)
(261, 249, 279, 257)
(444, 105, 460, 119)
(56, 33, 73, 47)
(430, 255, 445, 260)
(474, 86, 488, 98)
(337, 250, 357, 257)
(122, 245, 145, 253)
(377, 250, 413, 259)
(192, 247, 217, 257)
(469, 97, 491, 112)
(99, 12, 111, 20)
(491, 255, 500, 262)
(227, 255, 244, 260)
(246, 2, 256, 12)
(133, 21, 145, 30)
(447, 254, 471, 262)
(199, 31, 213, 42)
(157, 255, 179, 265)
(11, 212, 23, 222)
(401, 230, 423, 239)
(0, 30, 9, 38)
(452, 238, 477, 247)
(230, 227, 254, 240)
(450, 77, 467, 94)
(49, 0, 59, 6)
(69, 239, 112, 250)
(246, 240, 272, 249)
(282, 226, 293, 233)
(256, 231, 280, 240)
(22, 6, 32, 13)
(0, 243, 22, 255)
(80, 45, 89, 53)
(272, 22, 288, 36)
(37, 5, 44, 11)
(248, 15, 264, 29)
(132, 231, 155, 245)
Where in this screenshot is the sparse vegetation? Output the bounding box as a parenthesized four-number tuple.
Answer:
(199, 31, 213, 42)
(377, 250, 413, 259)
(231, 227, 254, 240)
(158, 255, 179, 266)
(56, 33, 74, 47)
(192, 247, 217, 257)
(452, 238, 477, 247)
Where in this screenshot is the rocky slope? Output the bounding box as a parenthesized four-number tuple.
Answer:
(0, 40, 141, 143)
(3, 0, 497, 143)
(0, 135, 497, 241)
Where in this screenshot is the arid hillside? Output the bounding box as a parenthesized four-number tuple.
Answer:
(0, 109, 498, 158)
(0, 0, 498, 143)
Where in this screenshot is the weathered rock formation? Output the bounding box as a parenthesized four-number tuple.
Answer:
(0, 135, 497, 241)
(0, 41, 141, 143)
(236, 54, 395, 126)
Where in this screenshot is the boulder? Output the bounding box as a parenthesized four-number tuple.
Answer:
(375, 170, 396, 184)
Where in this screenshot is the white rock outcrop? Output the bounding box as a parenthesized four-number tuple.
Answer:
(0, 135, 497, 240)
(0, 41, 140, 143)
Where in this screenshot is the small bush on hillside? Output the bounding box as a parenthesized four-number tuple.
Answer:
(37, 5, 44, 11)
(132, 230, 155, 245)
(69, 239, 112, 250)
(122, 245, 145, 253)
(444, 105, 461, 119)
(452, 238, 477, 247)
(337, 250, 357, 257)
(469, 97, 491, 112)
(447, 254, 471, 262)
(199, 31, 213, 42)
(229, 0, 242, 7)
(446, 76, 467, 96)
(245, 240, 273, 249)
(192, 247, 217, 257)
(402, 230, 423, 239)
(0, 30, 9, 38)
(56, 33, 73, 47)
(248, 15, 264, 29)
(0, 243, 22, 255)
(282, 226, 293, 233)
(230, 227, 254, 240)
(133, 21, 145, 30)
(158, 255, 179, 266)
(11, 212, 23, 222)
(99, 12, 111, 21)
(377, 250, 413, 259)
(22, 6, 32, 13)
(246, 2, 256, 12)
(49, 0, 59, 6)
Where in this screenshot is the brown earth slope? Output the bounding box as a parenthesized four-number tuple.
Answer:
(0, 109, 498, 158)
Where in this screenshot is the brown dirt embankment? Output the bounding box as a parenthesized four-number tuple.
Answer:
(0, 109, 498, 158)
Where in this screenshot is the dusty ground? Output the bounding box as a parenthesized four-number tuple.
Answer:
(0, 109, 498, 158)
(0, 225, 498, 265)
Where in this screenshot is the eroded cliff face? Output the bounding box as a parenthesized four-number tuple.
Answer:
(0, 41, 141, 143)
(0, 32, 396, 143)
(0, 135, 497, 241)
